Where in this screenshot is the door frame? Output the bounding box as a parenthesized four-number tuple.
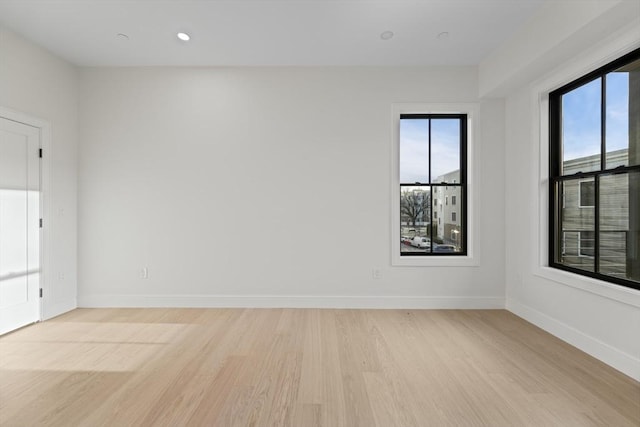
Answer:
(0, 106, 51, 323)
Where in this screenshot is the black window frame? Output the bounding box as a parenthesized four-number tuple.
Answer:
(400, 113, 467, 256)
(549, 47, 640, 291)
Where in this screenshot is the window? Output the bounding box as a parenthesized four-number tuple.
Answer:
(399, 114, 467, 255)
(549, 48, 640, 290)
(452, 195, 457, 206)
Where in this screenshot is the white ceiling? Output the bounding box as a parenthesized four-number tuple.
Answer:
(0, 0, 547, 67)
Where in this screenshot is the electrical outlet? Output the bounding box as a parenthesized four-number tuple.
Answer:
(372, 268, 381, 280)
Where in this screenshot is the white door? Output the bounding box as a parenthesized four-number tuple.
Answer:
(0, 117, 40, 335)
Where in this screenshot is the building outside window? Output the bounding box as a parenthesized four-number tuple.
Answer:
(549, 48, 640, 290)
(399, 114, 467, 255)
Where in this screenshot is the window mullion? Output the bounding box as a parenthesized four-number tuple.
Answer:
(428, 118, 432, 185)
(601, 76, 606, 171)
(549, 96, 560, 265)
(427, 118, 432, 254)
(428, 118, 432, 254)
(461, 115, 467, 185)
(595, 76, 605, 273)
(594, 174, 600, 273)
(429, 186, 434, 254)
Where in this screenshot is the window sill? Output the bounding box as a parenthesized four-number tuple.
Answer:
(392, 254, 479, 267)
(534, 266, 640, 308)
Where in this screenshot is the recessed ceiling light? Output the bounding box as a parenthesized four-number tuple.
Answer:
(116, 33, 129, 41)
(437, 31, 450, 40)
(177, 32, 191, 41)
(380, 31, 394, 40)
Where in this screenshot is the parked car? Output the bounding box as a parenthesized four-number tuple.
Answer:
(401, 236, 412, 244)
(411, 236, 431, 249)
(433, 244, 456, 253)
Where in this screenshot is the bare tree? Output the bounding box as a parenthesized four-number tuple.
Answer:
(400, 190, 430, 227)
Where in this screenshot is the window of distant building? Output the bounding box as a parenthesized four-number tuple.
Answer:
(398, 114, 467, 256)
(579, 231, 595, 258)
(579, 181, 595, 208)
(549, 47, 640, 290)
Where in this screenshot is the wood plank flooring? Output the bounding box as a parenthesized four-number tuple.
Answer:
(0, 308, 638, 426)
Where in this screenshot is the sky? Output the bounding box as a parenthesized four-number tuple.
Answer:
(399, 118, 460, 183)
(562, 71, 630, 166)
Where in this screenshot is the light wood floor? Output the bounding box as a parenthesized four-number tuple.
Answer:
(0, 309, 638, 426)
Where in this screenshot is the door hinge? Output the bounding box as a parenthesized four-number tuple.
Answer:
(39, 148, 43, 158)
(39, 218, 43, 228)
(39, 288, 43, 298)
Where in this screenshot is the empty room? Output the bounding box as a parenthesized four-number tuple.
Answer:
(1, 0, 639, 425)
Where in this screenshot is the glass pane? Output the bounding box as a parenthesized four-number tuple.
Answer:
(430, 119, 460, 183)
(557, 179, 595, 272)
(432, 185, 463, 253)
(599, 232, 626, 278)
(400, 186, 431, 254)
(562, 78, 601, 174)
(400, 118, 429, 184)
(579, 231, 595, 257)
(599, 172, 640, 283)
(606, 58, 640, 168)
(600, 174, 629, 231)
(579, 181, 595, 207)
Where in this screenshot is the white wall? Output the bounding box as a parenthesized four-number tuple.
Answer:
(479, 0, 640, 97)
(0, 27, 79, 319)
(487, 3, 640, 379)
(77, 67, 506, 308)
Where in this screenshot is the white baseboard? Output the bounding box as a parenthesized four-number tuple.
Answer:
(42, 298, 77, 321)
(506, 298, 640, 381)
(78, 294, 505, 310)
